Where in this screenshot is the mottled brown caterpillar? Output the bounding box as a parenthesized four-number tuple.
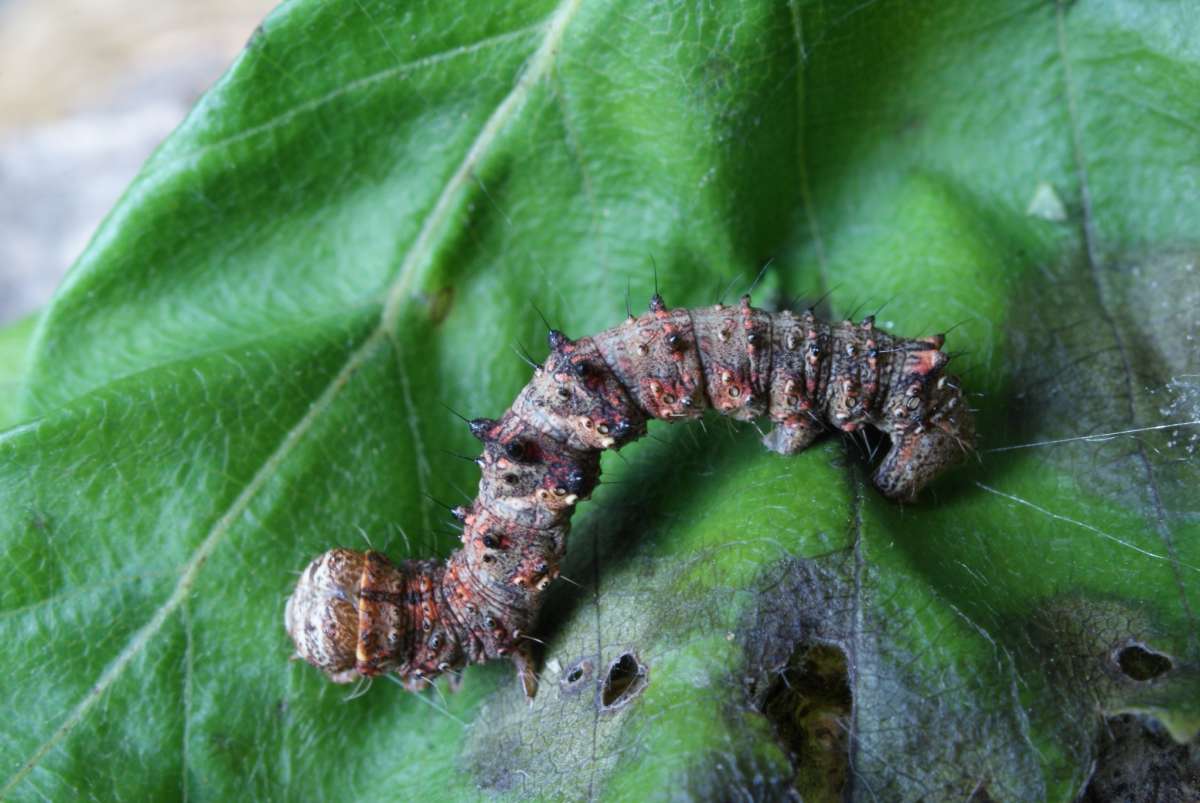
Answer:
(285, 295, 974, 698)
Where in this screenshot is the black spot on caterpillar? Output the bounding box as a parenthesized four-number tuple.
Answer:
(285, 295, 975, 698)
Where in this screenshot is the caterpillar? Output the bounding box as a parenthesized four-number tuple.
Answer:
(285, 294, 975, 698)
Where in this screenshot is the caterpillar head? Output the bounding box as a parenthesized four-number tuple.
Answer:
(285, 548, 365, 683)
(874, 345, 976, 501)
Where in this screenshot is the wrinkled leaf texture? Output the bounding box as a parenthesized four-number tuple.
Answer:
(1, 0, 1198, 801)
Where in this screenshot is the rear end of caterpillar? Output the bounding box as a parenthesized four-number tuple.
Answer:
(286, 294, 974, 698)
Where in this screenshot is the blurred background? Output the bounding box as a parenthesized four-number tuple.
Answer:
(0, 0, 277, 325)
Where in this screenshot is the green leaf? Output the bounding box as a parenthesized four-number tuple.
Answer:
(3, 0, 1198, 800)
(0, 313, 37, 430)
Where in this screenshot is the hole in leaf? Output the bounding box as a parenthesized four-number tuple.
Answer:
(1115, 643, 1173, 681)
(760, 643, 851, 799)
(599, 652, 647, 710)
(559, 658, 592, 695)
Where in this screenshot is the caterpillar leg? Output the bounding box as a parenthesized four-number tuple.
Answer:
(762, 418, 824, 456)
(403, 676, 430, 693)
(328, 668, 361, 684)
(513, 641, 540, 701)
